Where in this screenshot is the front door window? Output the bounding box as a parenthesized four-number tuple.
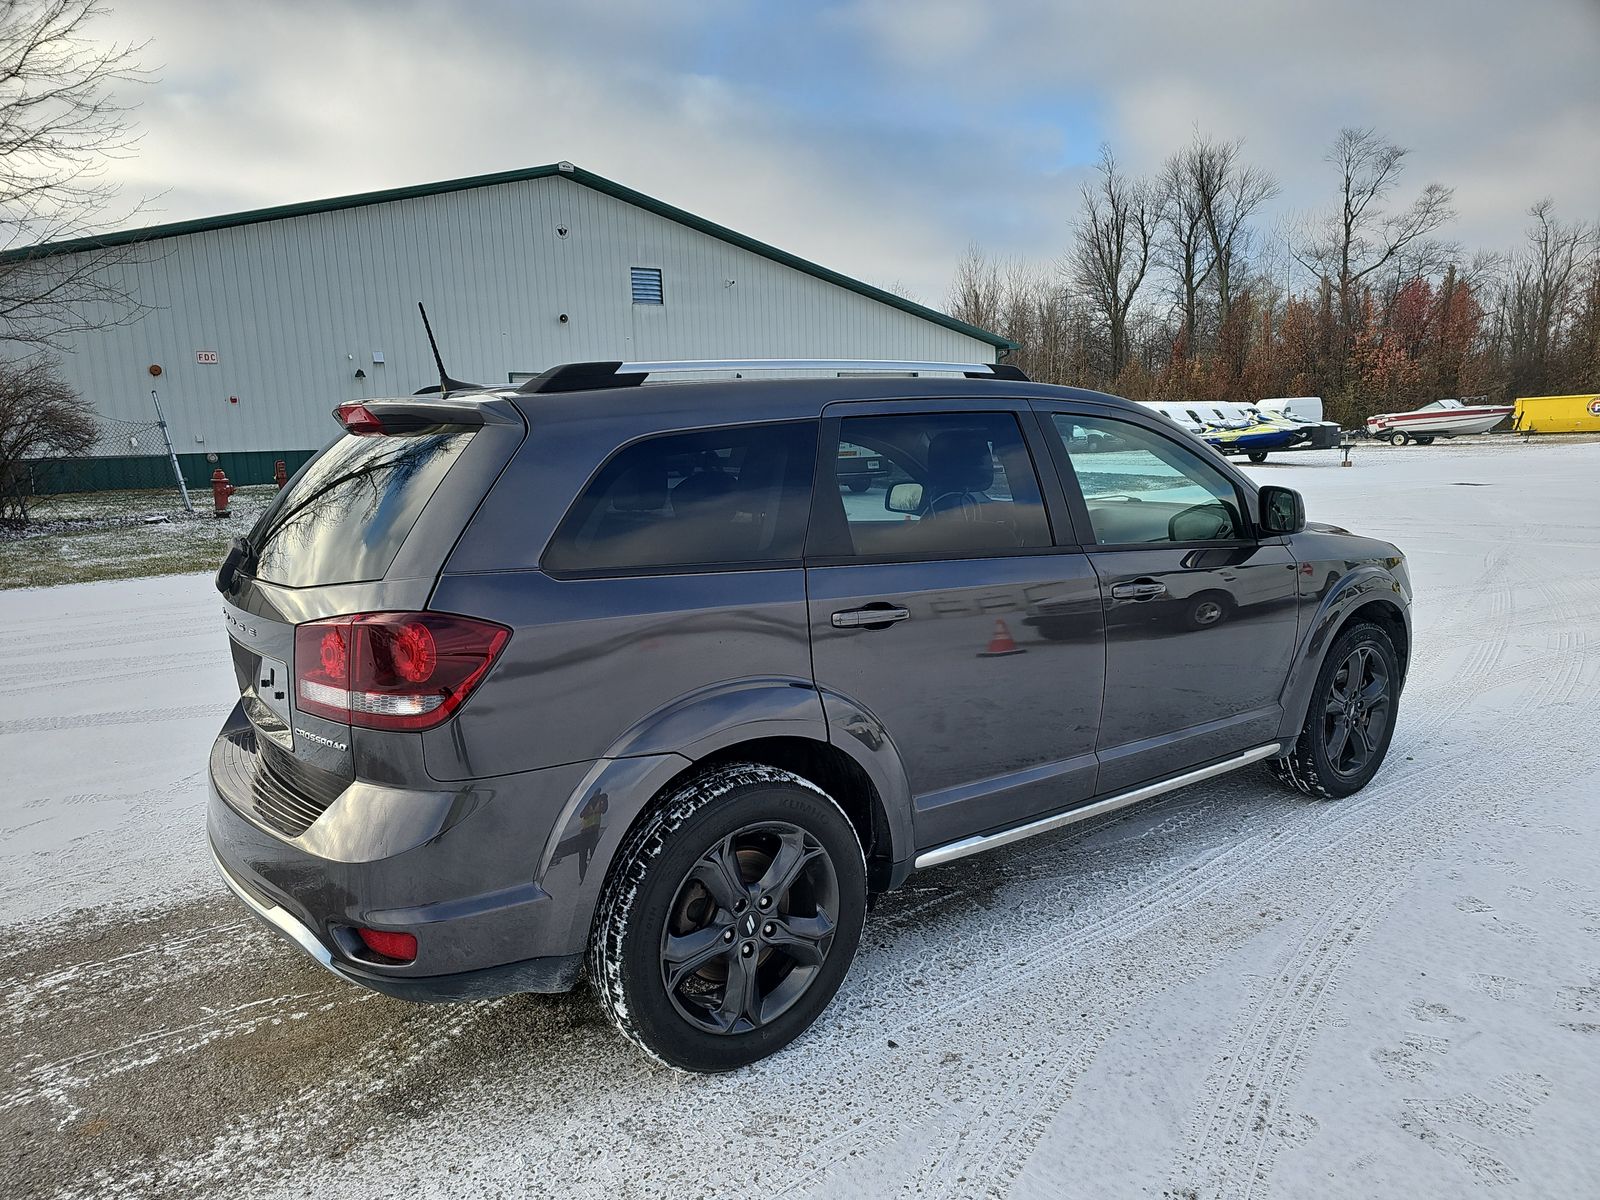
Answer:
(1050, 415, 1245, 545)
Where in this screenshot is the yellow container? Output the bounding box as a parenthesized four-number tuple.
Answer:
(1513, 393, 1600, 434)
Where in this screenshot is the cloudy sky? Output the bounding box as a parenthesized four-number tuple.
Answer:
(93, 0, 1600, 305)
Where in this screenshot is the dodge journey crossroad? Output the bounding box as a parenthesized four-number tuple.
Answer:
(208, 359, 1410, 1071)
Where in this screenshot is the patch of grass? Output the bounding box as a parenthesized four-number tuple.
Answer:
(0, 485, 277, 590)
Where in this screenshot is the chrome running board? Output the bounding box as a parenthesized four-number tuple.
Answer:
(913, 742, 1282, 870)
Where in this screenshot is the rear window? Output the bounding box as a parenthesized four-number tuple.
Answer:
(249, 431, 472, 587)
(544, 421, 816, 574)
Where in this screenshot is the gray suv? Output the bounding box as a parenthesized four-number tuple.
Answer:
(208, 359, 1410, 1071)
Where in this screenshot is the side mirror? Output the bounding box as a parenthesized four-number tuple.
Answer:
(1258, 485, 1306, 534)
(885, 481, 923, 514)
(1169, 501, 1239, 542)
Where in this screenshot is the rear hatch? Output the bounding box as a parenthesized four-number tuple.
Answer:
(215, 396, 524, 836)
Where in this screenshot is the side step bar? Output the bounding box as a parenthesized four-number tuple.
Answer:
(913, 742, 1282, 870)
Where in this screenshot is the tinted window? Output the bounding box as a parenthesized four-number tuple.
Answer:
(545, 422, 816, 573)
(250, 430, 472, 587)
(818, 412, 1049, 558)
(1050, 414, 1245, 545)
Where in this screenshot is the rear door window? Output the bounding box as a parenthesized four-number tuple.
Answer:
(250, 431, 473, 587)
(543, 421, 817, 573)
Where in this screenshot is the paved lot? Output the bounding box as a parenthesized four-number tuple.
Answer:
(2, 438, 1598, 1199)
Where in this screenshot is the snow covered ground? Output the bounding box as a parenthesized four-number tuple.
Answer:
(1, 438, 1598, 1199)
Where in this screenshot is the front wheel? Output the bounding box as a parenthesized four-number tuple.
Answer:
(1388, 430, 1410, 446)
(1269, 622, 1400, 798)
(589, 764, 867, 1072)
(1183, 590, 1232, 631)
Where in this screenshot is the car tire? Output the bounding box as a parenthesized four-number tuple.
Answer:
(1269, 621, 1400, 799)
(1388, 431, 1410, 446)
(1415, 436, 1435, 445)
(1247, 450, 1268, 463)
(847, 477, 872, 494)
(588, 763, 867, 1072)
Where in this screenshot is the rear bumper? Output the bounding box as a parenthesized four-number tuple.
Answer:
(209, 844, 580, 1000)
(206, 703, 593, 999)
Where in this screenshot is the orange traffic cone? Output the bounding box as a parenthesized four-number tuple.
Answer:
(978, 617, 1026, 657)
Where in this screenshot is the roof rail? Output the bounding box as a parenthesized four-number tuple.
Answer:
(517, 358, 1029, 394)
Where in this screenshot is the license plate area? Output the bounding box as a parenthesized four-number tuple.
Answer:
(241, 652, 293, 747)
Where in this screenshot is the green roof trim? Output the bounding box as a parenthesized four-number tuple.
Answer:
(0, 162, 1017, 350)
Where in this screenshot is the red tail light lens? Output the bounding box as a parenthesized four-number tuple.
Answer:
(356, 927, 417, 962)
(294, 612, 510, 731)
(336, 402, 385, 435)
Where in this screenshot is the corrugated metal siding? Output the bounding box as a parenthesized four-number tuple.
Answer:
(41, 175, 994, 459)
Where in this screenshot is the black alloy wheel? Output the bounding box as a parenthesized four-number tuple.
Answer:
(589, 764, 867, 1072)
(660, 823, 840, 1035)
(1322, 643, 1392, 778)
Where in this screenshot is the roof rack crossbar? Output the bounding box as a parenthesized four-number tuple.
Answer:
(517, 358, 1028, 394)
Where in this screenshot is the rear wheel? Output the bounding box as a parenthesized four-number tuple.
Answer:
(589, 764, 867, 1072)
(846, 477, 872, 494)
(1270, 622, 1399, 798)
(1415, 435, 1435, 445)
(1388, 430, 1410, 446)
(1247, 450, 1268, 463)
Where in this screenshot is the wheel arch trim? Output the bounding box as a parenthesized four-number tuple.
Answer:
(1278, 568, 1410, 743)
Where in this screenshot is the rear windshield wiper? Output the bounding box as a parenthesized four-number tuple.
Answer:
(216, 533, 256, 595)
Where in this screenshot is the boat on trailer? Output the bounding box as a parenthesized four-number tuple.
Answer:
(1365, 398, 1514, 445)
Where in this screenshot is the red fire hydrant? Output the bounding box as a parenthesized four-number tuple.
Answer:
(211, 468, 236, 518)
(273, 459, 288, 490)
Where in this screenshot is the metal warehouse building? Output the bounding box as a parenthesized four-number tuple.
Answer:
(16, 161, 1011, 490)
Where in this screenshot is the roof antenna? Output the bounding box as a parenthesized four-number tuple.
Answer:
(418, 301, 453, 398)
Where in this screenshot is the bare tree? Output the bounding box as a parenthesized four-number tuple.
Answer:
(1155, 146, 1214, 356)
(1299, 127, 1455, 328)
(946, 244, 1006, 334)
(1501, 198, 1597, 394)
(0, 354, 94, 522)
(0, 0, 151, 350)
(1068, 145, 1157, 378)
(1188, 135, 1276, 328)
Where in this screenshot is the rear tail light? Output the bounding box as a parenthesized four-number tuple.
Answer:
(355, 927, 417, 963)
(294, 612, 510, 731)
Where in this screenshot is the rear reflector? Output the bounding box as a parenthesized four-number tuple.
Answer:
(294, 612, 510, 731)
(356, 928, 417, 962)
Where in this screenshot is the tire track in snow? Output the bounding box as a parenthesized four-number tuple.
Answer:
(0, 650, 216, 697)
(1170, 882, 1404, 1200)
(0, 704, 219, 735)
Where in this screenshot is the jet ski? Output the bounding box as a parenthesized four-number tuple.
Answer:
(1141, 400, 1322, 461)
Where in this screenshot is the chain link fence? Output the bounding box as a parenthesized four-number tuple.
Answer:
(25, 411, 314, 500)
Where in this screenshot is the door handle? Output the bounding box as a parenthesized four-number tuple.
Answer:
(1110, 580, 1167, 601)
(832, 606, 911, 629)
